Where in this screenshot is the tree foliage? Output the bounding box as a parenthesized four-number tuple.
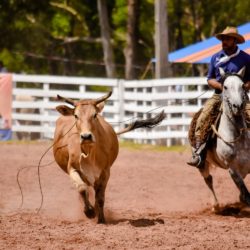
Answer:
(0, 0, 249, 78)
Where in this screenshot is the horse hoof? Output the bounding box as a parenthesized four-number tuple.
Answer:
(84, 206, 96, 219)
(239, 194, 250, 206)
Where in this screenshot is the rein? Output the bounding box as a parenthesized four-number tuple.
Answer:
(211, 124, 249, 144)
(211, 73, 249, 144)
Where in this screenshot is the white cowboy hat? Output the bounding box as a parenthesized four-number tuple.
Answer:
(215, 26, 245, 44)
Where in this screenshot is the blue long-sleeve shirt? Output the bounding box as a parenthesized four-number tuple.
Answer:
(207, 47, 250, 94)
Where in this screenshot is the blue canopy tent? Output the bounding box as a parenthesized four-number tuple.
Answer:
(155, 22, 250, 64)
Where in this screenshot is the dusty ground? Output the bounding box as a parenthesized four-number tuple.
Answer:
(0, 141, 250, 250)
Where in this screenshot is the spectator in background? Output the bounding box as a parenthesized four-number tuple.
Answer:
(0, 114, 3, 128)
(0, 114, 10, 129)
(0, 60, 7, 73)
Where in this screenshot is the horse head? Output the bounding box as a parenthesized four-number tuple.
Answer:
(220, 67, 246, 116)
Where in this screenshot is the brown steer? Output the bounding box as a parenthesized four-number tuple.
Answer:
(53, 91, 165, 223)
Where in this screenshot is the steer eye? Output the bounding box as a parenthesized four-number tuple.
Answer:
(224, 85, 228, 90)
(93, 113, 97, 119)
(74, 114, 79, 119)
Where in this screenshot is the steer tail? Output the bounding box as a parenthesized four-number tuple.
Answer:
(116, 110, 166, 135)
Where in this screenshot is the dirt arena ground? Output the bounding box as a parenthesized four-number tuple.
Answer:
(1, 141, 250, 250)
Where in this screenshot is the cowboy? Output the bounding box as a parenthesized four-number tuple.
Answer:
(187, 26, 250, 168)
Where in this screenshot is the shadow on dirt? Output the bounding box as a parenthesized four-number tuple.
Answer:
(107, 217, 164, 227)
(129, 218, 164, 227)
(215, 202, 250, 218)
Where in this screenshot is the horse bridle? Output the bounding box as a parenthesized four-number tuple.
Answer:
(211, 73, 249, 144)
(220, 72, 244, 85)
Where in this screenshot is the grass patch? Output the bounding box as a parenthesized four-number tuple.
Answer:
(0, 139, 51, 145)
(119, 140, 189, 152)
(0, 139, 190, 153)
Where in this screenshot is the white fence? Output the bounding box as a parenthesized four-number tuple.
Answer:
(12, 74, 213, 146)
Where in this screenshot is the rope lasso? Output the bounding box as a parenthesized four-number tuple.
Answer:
(16, 121, 77, 213)
(110, 89, 209, 125)
(36, 121, 77, 213)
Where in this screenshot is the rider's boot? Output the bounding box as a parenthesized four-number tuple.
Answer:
(187, 137, 206, 169)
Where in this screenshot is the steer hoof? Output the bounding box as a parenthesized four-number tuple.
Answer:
(97, 217, 106, 224)
(84, 206, 96, 219)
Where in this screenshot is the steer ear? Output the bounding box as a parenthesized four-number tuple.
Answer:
(96, 102, 105, 113)
(56, 105, 74, 116)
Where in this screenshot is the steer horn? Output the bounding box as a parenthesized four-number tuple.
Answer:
(57, 95, 77, 107)
(93, 91, 112, 105)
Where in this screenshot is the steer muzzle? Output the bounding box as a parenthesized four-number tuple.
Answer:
(80, 132, 95, 144)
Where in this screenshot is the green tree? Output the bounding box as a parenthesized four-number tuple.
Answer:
(0, 0, 249, 78)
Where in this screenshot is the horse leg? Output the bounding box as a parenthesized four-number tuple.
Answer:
(229, 168, 250, 206)
(69, 168, 96, 219)
(94, 170, 110, 224)
(199, 162, 219, 212)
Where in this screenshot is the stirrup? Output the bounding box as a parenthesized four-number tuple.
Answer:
(187, 154, 201, 167)
(187, 154, 205, 169)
